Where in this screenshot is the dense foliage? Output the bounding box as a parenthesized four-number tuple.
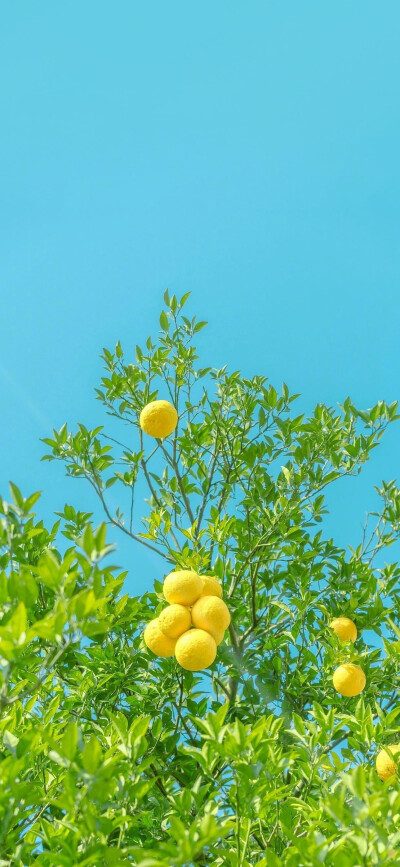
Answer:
(1, 292, 400, 865)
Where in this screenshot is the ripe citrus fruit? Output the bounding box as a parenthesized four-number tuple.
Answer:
(376, 745, 400, 781)
(163, 570, 203, 606)
(332, 663, 366, 696)
(158, 603, 191, 638)
(212, 627, 226, 645)
(330, 617, 357, 642)
(191, 596, 231, 639)
(143, 617, 176, 657)
(199, 575, 223, 598)
(139, 400, 178, 439)
(175, 628, 217, 671)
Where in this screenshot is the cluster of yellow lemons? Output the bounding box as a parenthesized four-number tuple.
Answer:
(143, 570, 230, 671)
(330, 617, 399, 782)
(139, 400, 399, 781)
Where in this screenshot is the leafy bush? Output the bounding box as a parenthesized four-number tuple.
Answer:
(1, 292, 400, 864)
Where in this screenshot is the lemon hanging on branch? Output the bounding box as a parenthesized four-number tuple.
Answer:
(210, 626, 226, 646)
(330, 617, 357, 642)
(199, 575, 223, 598)
(143, 618, 177, 657)
(191, 595, 231, 640)
(376, 744, 400, 781)
(332, 663, 366, 696)
(175, 628, 217, 671)
(163, 570, 203, 606)
(139, 400, 178, 438)
(158, 603, 191, 638)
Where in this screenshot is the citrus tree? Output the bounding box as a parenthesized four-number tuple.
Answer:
(1, 291, 400, 865)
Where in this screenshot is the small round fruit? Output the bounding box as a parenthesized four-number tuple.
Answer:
(332, 663, 366, 697)
(143, 618, 176, 657)
(163, 570, 203, 606)
(158, 604, 191, 639)
(376, 745, 400, 781)
(175, 628, 217, 671)
(330, 617, 357, 642)
(139, 400, 178, 439)
(191, 596, 231, 639)
(199, 575, 223, 598)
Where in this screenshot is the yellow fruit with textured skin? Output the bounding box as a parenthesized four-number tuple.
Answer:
(332, 663, 366, 696)
(163, 570, 203, 606)
(330, 617, 357, 642)
(158, 604, 191, 638)
(199, 575, 223, 598)
(144, 618, 176, 657)
(191, 596, 231, 639)
(175, 628, 217, 671)
(139, 400, 178, 439)
(212, 627, 226, 645)
(376, 745, 400, 781)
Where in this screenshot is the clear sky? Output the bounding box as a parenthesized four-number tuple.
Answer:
(1, 2, 400, 593)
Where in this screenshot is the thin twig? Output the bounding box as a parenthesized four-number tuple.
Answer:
(159, 442, 195, 525)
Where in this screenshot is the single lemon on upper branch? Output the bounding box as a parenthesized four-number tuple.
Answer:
(330, 617, 357, 642)
(175, 628, 217, 671)
(158, 603, 191, 638)
(163, 570, 203, 606)
(376, 744, 400, 781)
(140, 400, 178, 439)
(144, 618, 176, 657)
(332, 663, 366, 696)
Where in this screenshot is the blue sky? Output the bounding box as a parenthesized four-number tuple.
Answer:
(1, 2, 400, 593)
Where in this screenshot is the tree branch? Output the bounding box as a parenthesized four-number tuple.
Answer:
(88, 472, 170, 560)
(159, 442, 196, 525)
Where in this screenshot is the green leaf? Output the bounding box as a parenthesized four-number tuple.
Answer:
(3, 730, 19, 755)
(9, 482, 24, 508)
(159, 310, 169, 331)
(109, 712, 128, 745)
(8, 571, 38, 606)
(82, 736, 102, 773)
(37, 550, 61, 589)
(61, 722, 78, 760)
(10, 602, 27, 641)
(48, 750, 70, 768)
(193, 320, 207, 332)
(180, 291, 191, 308)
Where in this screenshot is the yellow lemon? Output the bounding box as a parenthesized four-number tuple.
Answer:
(199, 575, 223, 598)
(376, 745, 400, 781)
(143, 617, 176, 657)
(175, 628, 217, 671)
(139, 400, 178, 438)
(332, 663, 366, 697)
(163, 570, 203, 606)
(158, 604, 191, 639)
(212, 627, 226, 646)
(191, 596, 231, 640)
(330, 617, 357, 642)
